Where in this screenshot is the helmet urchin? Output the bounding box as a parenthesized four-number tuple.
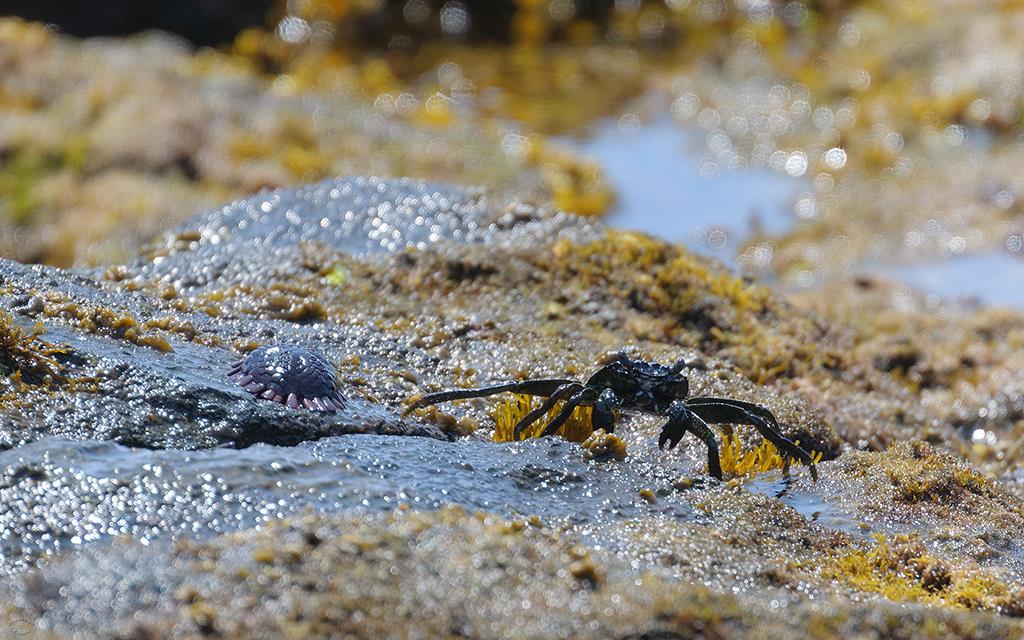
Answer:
(229, 345, 344, 413)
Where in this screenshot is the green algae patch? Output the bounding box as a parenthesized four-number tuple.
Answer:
(322, 265, 349, 286)
(824, 533, 1023, 615)
(884, 442, 992, 506)
(0, 151, 48, 226)
(0, 143, 90, 228)
(846, 441, 1002, 507)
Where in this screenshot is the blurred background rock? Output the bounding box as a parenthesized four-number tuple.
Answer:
(4, 0, 1024, 298)
(3, 0, 272, 44)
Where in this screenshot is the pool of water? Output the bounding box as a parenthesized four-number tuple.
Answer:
(866, 252, 1024, 310)
(563, 112, 1024, 312)
(744, 471, 871, 539)
(559, 115, 802, 265)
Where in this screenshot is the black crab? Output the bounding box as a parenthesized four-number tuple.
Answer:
(407, 353, 818, 480)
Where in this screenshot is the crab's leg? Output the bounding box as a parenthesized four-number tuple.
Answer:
(538, 387, 596, 437)
(658, 400, 722, 480)
(686, 397, 781, 429)
(686, 400, 818, 480)
(404, 379, 576, 414)
(688, 398, 782, 448)
(513, 382, 583, 441)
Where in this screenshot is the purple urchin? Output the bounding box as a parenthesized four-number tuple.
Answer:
(229, 345, 344, 413)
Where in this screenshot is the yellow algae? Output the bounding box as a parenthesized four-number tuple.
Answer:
(135, 334, 174, 353)
(197, 283, 328, 323)
(548, 230, 838, 386)
(0, 310, 66, 386)
(492, 392, 593, 443)
(227, 132, 273, 161)
(144, 317, 198, 341)
(823, 534, 1015, 612)
(720, 431, 822, 478)
(537, 145, 615, 216)
(282, 145, 328, 180)
(413, 93, 455, 128)
(581, 429, 628, 461)
(0, 17, 52, 49)
(873, 442, 993, 505)
(34, 293, 186, 353)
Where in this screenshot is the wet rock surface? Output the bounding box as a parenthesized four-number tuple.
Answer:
(0, 433, 696, 576)
(129, 176, 516, 291)
(0, 178, 564, 453)
(0, 177, 1022, 637)
(0, 176, 605, 569)
(3, 507, 1023, 640)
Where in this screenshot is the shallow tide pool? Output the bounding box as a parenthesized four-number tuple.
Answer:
(559, 114, 801, 266)
(866, 252, 1024, 310)
(566, 112, 1024, 310)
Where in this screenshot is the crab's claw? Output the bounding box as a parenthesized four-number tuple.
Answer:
(658, 424, 687, 450)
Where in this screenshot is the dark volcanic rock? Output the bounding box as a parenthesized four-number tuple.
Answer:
(0, 255, 441, 450)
